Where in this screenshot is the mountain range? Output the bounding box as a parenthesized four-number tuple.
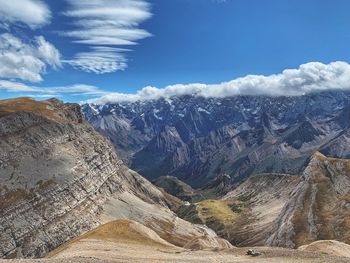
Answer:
(1, 97, 350, 262)
(82, 90, 350, 187)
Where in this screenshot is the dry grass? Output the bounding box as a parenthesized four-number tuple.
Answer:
(0, 98, 52, 116)
(145, 218, 192, 247)
(292, 168, 334, 246)
(48, 220, 176, 258)
(315, 151, 350, 173)
(196, 199, 240, 225)
(0, 97, 67, 123)
(76, 220, 171, 246)
(43, 218, 350, 263)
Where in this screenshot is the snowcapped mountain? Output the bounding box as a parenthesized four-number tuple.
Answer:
(82, 91, 350, 187)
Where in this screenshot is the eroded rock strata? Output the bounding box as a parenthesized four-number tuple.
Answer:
(0, 98, 231, 259)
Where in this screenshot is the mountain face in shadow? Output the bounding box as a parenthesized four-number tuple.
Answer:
(83, 91, 350, 187)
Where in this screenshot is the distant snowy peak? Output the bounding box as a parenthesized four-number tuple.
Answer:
(83, 91, 350, 123)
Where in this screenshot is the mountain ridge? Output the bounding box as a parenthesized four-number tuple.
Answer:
(0, 98, 231, 259)
(82, 91, 350, 186)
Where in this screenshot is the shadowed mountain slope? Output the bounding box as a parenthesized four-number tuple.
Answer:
(83, 91, 350, 187)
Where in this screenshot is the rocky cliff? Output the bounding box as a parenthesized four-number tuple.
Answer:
(222, 173, 301, 246)
(267, 152, 350, 248)
(0, 98, 231, 259)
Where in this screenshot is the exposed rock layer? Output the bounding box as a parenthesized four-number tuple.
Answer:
(178, 153, 350, 249)
(0, 98, 231, 259)
(267, 152, 350, 248)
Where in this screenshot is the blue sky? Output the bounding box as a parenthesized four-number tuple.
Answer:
(1, 0, 350, 102)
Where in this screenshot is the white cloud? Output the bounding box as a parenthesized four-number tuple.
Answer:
(0, 80, 37, 92)
(86, 61, 350, 104)
(64, 47, 129, 74)
(0, 33, 61, 82)
(0, 79, 107, 96)
(63, 0, 152, 74)
(0, 0, 51, 29)
(36, 36, 61, 69)
(63, 27, 152, 46)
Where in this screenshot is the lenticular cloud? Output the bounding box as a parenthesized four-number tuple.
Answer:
(63, 0, 152, 74)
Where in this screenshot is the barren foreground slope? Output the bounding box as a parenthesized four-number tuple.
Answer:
(298, 240, 350, 258)
(1, 219, 349, 263)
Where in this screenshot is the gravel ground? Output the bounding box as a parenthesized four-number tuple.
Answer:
(2, 239, 349, 263)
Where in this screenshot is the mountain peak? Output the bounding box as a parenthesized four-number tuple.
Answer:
(0, 97, 83, 123)
(312, 151, 327, 160)
(267, 154, 350, 248)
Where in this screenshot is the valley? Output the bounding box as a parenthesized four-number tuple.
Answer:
(1, 1, 349, 262)
(0, 98, 230, 259)
(0, 97, 349, 263)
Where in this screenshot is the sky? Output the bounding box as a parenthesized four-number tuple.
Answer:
(1, 0, 350, 102)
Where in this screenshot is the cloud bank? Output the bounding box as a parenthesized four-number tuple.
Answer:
(63, 0, 152, 74)
(0, 33, 61, 82)
(87, 61, 350, 104)
(0, 0, 51, 29)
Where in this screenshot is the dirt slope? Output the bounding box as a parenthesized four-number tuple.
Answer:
(299, 240, 350, 258)
(46, 221, 350, 263)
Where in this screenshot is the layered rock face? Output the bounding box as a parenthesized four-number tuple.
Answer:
(222, 173, 301, 246)
(82, 91, 350, 187)
(267, 152, 350, 248)
(0, 98, 231, 259)
(228, 153, 350, 248)
(178, 153, 350, 248)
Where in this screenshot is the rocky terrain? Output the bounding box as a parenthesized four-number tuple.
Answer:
(153, 174, 232, 202)
(1, 219, 349, 263)
(44, 219, 350, 263)
(82, 91, 350, 187)
(298, 240, 350, 258)
(221, 173, 301, 246)
(0, 98, 231, 259)
(153, 176, 196, 201)
(1, 97, 350, 262)
(177, 152, 350, 249)
(267, 152, 350, 248)
(179, 173, 300, 246)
